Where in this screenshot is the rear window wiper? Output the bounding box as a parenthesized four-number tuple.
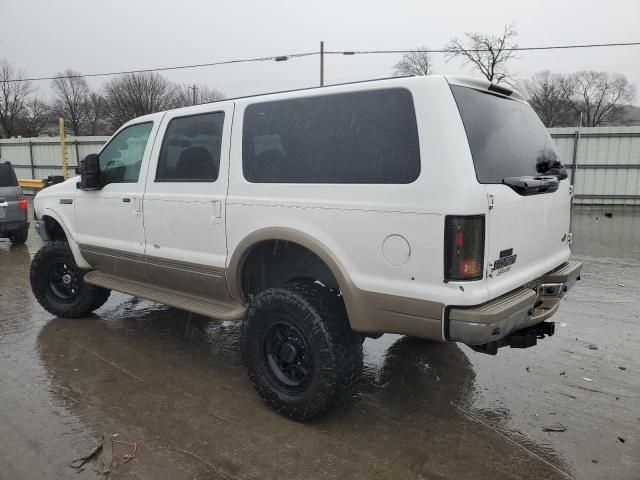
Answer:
(537, 161, 568, 180)
(503, 176, 560, 196)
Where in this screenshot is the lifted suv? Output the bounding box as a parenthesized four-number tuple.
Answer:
(30, 75, 581, 420)
(0, 160, 29, 245)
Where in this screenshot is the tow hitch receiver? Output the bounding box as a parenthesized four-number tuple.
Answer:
(510, 321, 555, 348)
(472, 322, 555, 355)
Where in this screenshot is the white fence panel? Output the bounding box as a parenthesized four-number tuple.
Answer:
(548, 126, 640, 205)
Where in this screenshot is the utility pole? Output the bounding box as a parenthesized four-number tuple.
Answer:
(320, 41, 324, 87)
(59, 118, 68, 179)
(189, 84, 197, 105)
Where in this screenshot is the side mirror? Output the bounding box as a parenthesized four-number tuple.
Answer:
(77, 154, 101, 190)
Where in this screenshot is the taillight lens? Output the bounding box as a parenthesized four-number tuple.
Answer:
(18, 194, 27, 210)
(444, 215, 485, 281)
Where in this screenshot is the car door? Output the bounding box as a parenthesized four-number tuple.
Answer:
(75, 116, 161, 283)
(142, 104, 233, 300)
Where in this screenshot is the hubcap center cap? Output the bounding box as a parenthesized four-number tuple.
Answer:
(280, 342, 298, 363)
(62, 274, 72, 285)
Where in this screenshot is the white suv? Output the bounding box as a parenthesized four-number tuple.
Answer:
(30, 75, 581, 420)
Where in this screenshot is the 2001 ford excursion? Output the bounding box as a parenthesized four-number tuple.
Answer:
(30, 75, 582, 419)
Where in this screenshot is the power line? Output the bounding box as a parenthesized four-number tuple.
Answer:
(3, 41, 640, 83)
(326, 41, 640, 55)
(3, 52, 319, 83)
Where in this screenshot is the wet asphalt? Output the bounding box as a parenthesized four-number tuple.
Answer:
(0, 205, 638, 480)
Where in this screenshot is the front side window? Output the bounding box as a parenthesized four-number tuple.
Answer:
(99, 122, 153, 184)
(242, 88, 420, 184)
(156, 112, 224, 182)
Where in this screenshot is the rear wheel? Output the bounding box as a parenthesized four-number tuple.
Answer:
(30, 241, 111, 318)
(10, 228, 28, 245)
(241, 280, 363, 420)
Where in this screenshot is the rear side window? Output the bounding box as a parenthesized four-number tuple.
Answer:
(242, 88, 420, 184)
(0, 163, 18, 187)
(156, 112, 224, 182)
(451, 85, 565, 183)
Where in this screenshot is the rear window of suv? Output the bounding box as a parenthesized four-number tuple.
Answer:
(451, 85, 565, 184)
(0, 163, 18, 187)
(242, 88, 420, 184)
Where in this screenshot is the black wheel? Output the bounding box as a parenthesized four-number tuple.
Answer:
(241, 280, 363, 420)
(10, 228, 28, 245)
(30, 241, 111, 318)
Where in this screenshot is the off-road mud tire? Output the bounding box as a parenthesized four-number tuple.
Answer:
(241, 280, 363, 420)
(30, 241, 110, 318)
(10, 228, 28, 245)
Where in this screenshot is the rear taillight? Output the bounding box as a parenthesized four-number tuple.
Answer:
(18, 194, 27, 210)
(444, 215, 485, 281)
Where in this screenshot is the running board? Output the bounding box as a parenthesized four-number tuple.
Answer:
(84, 271, 246, 321)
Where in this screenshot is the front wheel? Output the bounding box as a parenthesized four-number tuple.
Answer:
(30, 241, 111, 318)
(241, 280, 363, 420)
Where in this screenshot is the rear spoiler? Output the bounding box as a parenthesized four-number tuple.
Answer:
(445, 75, 527, 103)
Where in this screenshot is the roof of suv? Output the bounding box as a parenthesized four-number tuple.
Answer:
(197, 74, 525, 104)
(121, 75, 528, 130)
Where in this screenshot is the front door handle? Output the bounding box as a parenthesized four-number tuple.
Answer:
(122, 198, 131, 203)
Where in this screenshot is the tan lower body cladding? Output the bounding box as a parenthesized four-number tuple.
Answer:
(346, 288, 445, 341)
(79, 242, 445, 340)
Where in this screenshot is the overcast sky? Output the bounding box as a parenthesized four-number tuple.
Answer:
(1, 0, 639, 107)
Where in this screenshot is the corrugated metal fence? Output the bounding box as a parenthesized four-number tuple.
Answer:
(1, 127, 639, 205)
(549, 126, 640, 205)
(0, 136, 109, 181)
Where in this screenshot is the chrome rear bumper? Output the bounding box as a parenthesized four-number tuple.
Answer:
(447, 260, 582, 347)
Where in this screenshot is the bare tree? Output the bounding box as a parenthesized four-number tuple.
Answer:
(393, 46, 434, 76)
(16, 97, 53, 137)
(0, 60, 33, 138)
(51, 70, 91, 135)
(568, 71, 636, 126)
(445, 24, 518, 84)
(103, 72, 178, 129)
(520, 71, 575, 127)
(173, 84, 226, 107)
(85, 93, 109, 135)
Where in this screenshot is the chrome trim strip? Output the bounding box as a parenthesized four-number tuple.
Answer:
(145, 255, 223, 278)
(79, 244, 225, 278)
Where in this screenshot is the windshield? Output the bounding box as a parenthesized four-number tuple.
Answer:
(0, 163, 18, 187)
(451, 85, 566, 183)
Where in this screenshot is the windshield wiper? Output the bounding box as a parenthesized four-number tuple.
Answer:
(503, 176, 560, 196)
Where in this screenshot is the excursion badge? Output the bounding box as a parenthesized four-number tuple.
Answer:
(492, 248, 517, 275)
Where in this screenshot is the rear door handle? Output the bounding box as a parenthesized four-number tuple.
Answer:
(211, 200, 223, 223)
(122, 198, 131, 203)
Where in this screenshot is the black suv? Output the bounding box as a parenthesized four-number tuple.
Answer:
(0, 160, 28, 244)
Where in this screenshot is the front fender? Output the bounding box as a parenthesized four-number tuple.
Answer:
(39, 208, 91, 269)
